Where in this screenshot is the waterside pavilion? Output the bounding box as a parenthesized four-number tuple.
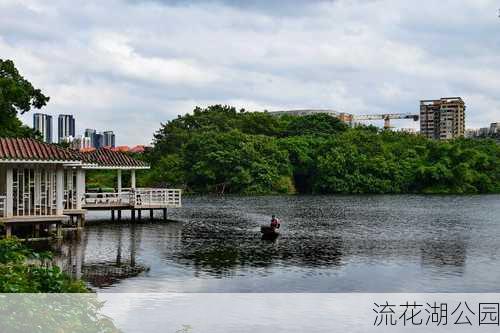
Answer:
(0, 138, 181, 240)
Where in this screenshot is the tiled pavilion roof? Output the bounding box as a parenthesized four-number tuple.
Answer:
(0, 138, 81, 163)
(0, 138, 149, 169)
(79, 147, 149, 168)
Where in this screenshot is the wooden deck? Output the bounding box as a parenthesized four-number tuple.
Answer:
(0, 214, 68, 239)
(0, 215, 68, 224)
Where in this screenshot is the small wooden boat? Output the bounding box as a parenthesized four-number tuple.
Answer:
(261, 225, 279, 239)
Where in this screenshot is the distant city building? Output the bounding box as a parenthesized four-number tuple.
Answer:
(466, 122, 500, 139)
(81, 136, 92, 149)
(83, 128, 115, 148)
(94, 133, 104, 148)
(465, 129, 479, 138)
(478, 127, 490, 137)
(103, 131, 116, 148)
(58, 114, 75, 143)
(33, 113, 53, 143)
(60, 136, 75, 146)
(69, 136, 80, 150)
(420, 97, 465, 140)
(70, 136, 92, 150)
(84, 128, 96, 147)
(490, 122, 499, 135)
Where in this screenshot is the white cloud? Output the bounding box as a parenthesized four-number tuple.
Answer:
(89, 33, 218, 85)
(1, 0, 499, 144)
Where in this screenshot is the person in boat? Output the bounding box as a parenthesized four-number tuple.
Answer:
(270, 215, 280, 229)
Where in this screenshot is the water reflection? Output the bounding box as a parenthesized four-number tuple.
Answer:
(54, 223, 148, 288)
(44, 195, 500, 292)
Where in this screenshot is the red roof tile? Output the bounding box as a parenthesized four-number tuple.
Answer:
(80, 147, 148, 168)
(130, 145, 145, 153)
(0, 138, 81, 162)
(0, 138, 149, 168)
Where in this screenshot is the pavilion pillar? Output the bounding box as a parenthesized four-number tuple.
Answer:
(5, 167, 13, 218)
(117, 169, 122, 193)
(76, 168, 85, 210)
(5, 224, 12, 237)
(56, 167, 64, 215)
(130, 170, 136, 189)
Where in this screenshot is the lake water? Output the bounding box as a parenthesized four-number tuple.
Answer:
(53, 195, 500, 293)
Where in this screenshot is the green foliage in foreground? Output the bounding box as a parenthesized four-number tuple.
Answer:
(146, 105, 500, 195)
(0, 241, 120, 331)
(0, 238, 86, 292)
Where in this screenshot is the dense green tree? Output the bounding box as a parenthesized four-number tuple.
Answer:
(282, 113, 348, 137)
(0, 59, 49, 137)
(182, 130, 292, 194)
(147, 105, 500, 195)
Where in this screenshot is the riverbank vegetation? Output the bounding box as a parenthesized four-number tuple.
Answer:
(144, 105, 500, 195)
(0, 238, 86, 292)
(0, 239, 121, 331)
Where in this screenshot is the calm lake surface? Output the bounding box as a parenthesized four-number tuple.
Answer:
(54, 195, 500, 292)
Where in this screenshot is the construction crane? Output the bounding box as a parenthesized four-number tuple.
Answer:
(353, 113, 419, 129)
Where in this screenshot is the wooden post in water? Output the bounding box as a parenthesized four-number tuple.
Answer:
(150, 209, 154, 220)
(163, 208, 167, 221)
(138, 209, 142, 220)
(111, 210, 115, 221)
(131, 209, 136, 221)
(118, 210, 122, 221)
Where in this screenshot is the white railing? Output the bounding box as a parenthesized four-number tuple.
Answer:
(83, 191, 131, 206)
(0, 195, 6, 218)
(83, 188, 182, 208)
(131, 188, 182, 208)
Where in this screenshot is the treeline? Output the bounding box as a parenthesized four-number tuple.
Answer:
(143, 105, 500, 195)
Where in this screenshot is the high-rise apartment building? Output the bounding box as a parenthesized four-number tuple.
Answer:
(490, 122, 499, 135)
(103, 131, 116, 148)
(420, 97, 465, 140)
(81, 136, 92, 149)
(94, 133, 104, 148)
(58, 114, 76, 143)
(33, 113, 53, 143)
(84, 128, 96, 147)
(83, 128, 116, 148)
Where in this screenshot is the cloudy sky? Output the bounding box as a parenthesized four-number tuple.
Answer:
(1, 0, 499, 145)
